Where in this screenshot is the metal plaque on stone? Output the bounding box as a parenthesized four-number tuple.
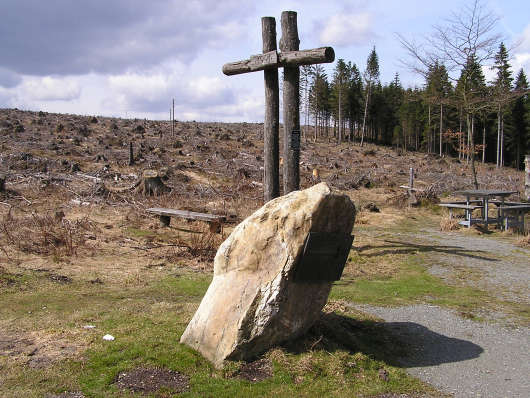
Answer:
(290, 130, 300, 150)
(292, 232, 354, 282)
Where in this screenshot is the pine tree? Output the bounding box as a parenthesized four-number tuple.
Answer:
(347, 63, 363, 142)
(491, 42, 513, 167)
(330, 59, 350, 144)
(509, 69, 528, 169)
(426, 62, 452, 155)
(361, 46, 380, 146)
(309, 65, 328, 141)
(300, 65, 315, 142)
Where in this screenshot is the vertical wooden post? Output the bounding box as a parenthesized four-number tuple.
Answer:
(262, 17, 280, 202)
(524, 155, 530, 201)
(129, 141, 134, 166)
(280, 11, 300, 193)
(409, 167, 414, 190)
(172, 98, 175, 137)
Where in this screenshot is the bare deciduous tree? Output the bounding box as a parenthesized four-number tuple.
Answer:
(397, 0, 504, 188)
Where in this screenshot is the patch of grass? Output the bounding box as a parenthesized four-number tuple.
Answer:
(0, 266, 440, 397)
(332, 255, 459, 306)
(125, 227, 157, 239)
(333, 239, 529, 325)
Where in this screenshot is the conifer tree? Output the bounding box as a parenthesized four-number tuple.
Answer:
(491, 42, 513, 167)
(361, 46, 380, 146)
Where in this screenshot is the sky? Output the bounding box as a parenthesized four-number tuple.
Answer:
(0, 0, 529, 122)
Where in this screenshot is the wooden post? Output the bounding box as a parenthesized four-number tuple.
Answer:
(280, 11, 300, 193)
(222, 12, 334, 200)
(409, 167, 414, 190)
(524, 155, 530, 201)
(128, 141, 134, 166)
(262, 17, 280, 202)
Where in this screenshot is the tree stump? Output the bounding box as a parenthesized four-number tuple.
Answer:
(136, 170, 171, 196)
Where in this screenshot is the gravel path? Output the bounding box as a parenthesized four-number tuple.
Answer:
(416, 227, 530, 304)
(354, 225, 530, 396)
(356, 304, 530, 398)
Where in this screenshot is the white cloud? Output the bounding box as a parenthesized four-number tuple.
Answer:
(517, 24, 530, 51)
(17, 76, 81, 102)
(512, 53, 530, 75)
(319, 12, 376, 47)
(0, 67, 21, 88)
(105, 66, 236, 118)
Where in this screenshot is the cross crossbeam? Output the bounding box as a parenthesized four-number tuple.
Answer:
(222, 47, 334, 76)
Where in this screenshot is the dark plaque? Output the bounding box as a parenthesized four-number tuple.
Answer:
(290, 130, 300, 150)
(292, 232, 354, 282)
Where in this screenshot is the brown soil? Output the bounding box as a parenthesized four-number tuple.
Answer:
(0, 330, 85, 368)
(114, 367, 190, 394)
(46, 393, 85, 398)
(235, 358, 273, 382)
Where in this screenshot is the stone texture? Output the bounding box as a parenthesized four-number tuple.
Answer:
(179, 182, 356, 367)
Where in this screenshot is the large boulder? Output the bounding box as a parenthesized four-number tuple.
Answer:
(180, 182, 356, 367)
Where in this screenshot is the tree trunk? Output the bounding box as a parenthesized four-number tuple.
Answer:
(496, 105, 501, 168)
(468, 114, 478, 189)
(128, 141, 134, 166)
(500, 115, 504, 167)
(482, 122, 486, 163)
(458, 109, 464, 159)
(338, 86, 342, 144)
(439, 102, 443, 156)
(360, 82, 370, 147)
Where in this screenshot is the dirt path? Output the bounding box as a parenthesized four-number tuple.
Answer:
(357, 226, 530, 397)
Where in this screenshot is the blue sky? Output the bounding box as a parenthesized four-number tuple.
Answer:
(0, 0, 528, 122)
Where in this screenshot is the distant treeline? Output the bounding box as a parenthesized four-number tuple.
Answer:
(301, 44, 529, 170)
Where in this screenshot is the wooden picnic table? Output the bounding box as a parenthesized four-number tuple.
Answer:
(441, 190, 520, 230)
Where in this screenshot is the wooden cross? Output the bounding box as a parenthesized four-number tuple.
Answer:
(223, 11, 334, 201)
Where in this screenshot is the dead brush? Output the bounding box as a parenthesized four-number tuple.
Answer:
(0, 210, 98, 258)
(178, 224, 223, 262)
(515, 233, 530, 247)
(440, 216, 460, 231)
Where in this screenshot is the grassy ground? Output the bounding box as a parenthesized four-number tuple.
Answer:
(0, 266, 442, 397)
(1, 185, 527, 396)
(335, 208, 530, 325)
(0, 198, 528, 397)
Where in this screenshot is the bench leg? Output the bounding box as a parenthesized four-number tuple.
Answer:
(160, 215, 171, 227)
(209, 221, 221, 234)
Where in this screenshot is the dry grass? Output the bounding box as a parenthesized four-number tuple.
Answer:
(515, 234, 530, 247)
(0, 210, 98, 258)
(440, 217, 460, 231)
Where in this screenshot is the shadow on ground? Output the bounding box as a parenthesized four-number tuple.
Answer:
(284, 313, 483, 368)
(356, 239, 497, 262)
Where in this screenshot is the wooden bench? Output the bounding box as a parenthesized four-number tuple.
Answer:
(146, 207, 227, 233)
(438, 203, 484, 225)
(497, 205, 530, 232)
